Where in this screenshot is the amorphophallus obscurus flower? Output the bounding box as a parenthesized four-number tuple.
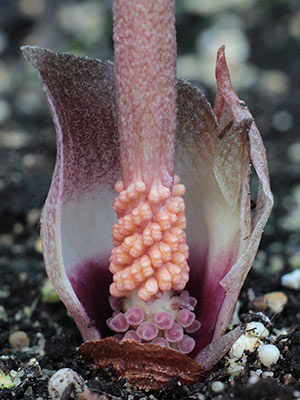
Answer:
(22, 0, 273, 388)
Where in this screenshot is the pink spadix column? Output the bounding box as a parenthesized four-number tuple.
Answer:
(113, 0, 176, 189)
(107, 2, 198, 355)
(109, 0, 192, 310)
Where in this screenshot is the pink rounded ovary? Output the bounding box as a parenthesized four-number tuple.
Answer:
(125, 306, 145, 325)
(136, 322, 158, 341)
(178, 309, 196, 328)
(108, 313, 129, 332)
(178, 335, 196, 354)
(154, 311, 174, 330)
(165, 322, 184, 343)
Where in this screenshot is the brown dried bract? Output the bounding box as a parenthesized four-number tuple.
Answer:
(79, 337, 203, 390)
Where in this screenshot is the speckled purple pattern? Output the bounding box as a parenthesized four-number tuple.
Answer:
(22, 47, 120, 341)
(22, 47, 120, 202)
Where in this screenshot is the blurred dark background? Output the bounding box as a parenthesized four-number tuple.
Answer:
(1, 0, 300, 281)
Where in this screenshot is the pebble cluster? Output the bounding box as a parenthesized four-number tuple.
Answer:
(107, 290, 201, 354)
(226, 321, 281, 376)
(109, 175, 190, 302)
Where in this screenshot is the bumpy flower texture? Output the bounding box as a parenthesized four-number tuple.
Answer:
(22, 0, 272, 371)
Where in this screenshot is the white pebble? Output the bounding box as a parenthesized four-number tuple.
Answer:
(211, 381, 225, 393)
(246, 322, 269, 338)
(48, 368, 86, 400)
(230, 334, 258, 359)
(195, 394, 205, 400)
(262, 371, 274, 378)
(248, 374, 260, 385)
(258, 344, 280, 367)
(281, 269, 300, 289)
(227, 362, 244, 376)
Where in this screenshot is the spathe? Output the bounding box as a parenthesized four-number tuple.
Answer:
(22, 45, 272, 363)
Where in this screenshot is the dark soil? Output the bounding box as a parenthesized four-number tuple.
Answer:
(1, 0, 300, 399)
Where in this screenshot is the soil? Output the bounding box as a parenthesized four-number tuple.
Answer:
(1, 0, 300, 399)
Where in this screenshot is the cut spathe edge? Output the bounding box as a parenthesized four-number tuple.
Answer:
(213, 46, 273, 340)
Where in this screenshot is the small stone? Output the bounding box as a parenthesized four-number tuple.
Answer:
(246, 322, 269, 338)
(25, 358, 42, 378)
(56, 2, 105, 44)
(0, 130, 29, 149)
(24, 386, 33, 396)
(0, 371, 14, 389)
(265, 291, 288, 313)
(211, 381, 225, 393)
(31, 332, 46, 357)
(35, 238, 43, 254)
(48, 368, 86, 400)
(288, 143, 300, 164)
(272, 110, 293, 132)
(0, 370, 15, 390)
(9, 331, 30, 351)
(0, 287, 9, 299)
(227, 362, 244, 376)
(0, 305, 7, 321)
(261, 70, 289, 96)
(284, 373, 295, 385)
(18, 0, 46, 17)
(26, 208, 41, 226)
(19, 272, 28, 282)
(281, 270, 300, 289)
(267, 255, 284, 273)
(258, 344, 280, 367)
(195, 394, 205, 400)
(24, 306, 32, 317)
(289, 253, 300, 270)
(248, 374, 260, 385)
(262, 371, 274, 378)
(41, 280, 60, 303)
(230, 334, 258, 359)
(9, 370, 17, 378)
